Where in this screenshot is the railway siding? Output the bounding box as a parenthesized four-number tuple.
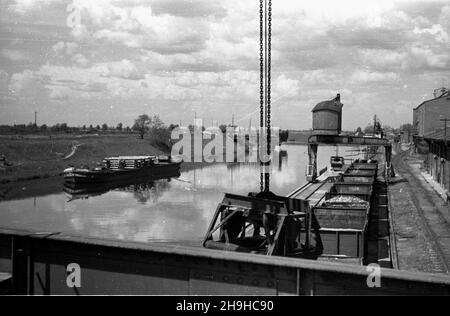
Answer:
(390, 150, 450, 274)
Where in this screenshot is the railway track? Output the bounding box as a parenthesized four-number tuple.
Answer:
(392, 149, 450, 274)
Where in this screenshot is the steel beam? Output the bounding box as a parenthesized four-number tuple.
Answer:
(308, 135, 390, 146)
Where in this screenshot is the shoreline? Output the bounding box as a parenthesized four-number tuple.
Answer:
(0, 133, 167, 184)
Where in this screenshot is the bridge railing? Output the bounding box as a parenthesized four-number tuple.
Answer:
(0, 227, 449, 295)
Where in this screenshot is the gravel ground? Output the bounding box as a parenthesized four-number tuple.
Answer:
(389, 149, 449, 274)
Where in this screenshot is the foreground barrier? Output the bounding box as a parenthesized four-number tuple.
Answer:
(0, 227, 449, 295)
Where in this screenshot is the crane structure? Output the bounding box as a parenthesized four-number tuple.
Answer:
(203, 1, 323, 259)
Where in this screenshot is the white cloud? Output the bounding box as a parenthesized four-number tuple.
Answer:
(273, 75, 300, 98)
(101, 59, 144, 80)
(439, 5, 450, 30)
(8, 70, 47, 95)
(72, 54, 89, 68)
(403, 45, 449, 70)
(1, 49, 30, 61)
(0, 70, 9, 94)
(12, 0, 56, 14)
(360, 49, 404, 70)
(52, 42, 79, 56)
(351, 70, 400, 83)
(49, 87, 69, 101)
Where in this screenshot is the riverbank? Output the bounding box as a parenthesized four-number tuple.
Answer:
(0, 134, 166, 184)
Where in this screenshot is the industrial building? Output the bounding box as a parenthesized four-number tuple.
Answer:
(413, 88, 450, 137)
(412, 88, 450, 197)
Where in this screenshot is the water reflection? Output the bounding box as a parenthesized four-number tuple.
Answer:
(64, 179, 173, 205)
(0, 145, 344, 244)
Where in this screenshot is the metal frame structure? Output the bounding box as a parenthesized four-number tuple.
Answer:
(306, 135, 392, 182)
(202, 193, 322, 258)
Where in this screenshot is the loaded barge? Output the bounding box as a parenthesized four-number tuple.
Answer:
(63, 155, 181, 187)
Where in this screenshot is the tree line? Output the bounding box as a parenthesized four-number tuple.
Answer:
(1, 114, 290, 145)
(0, 122, 133, 134)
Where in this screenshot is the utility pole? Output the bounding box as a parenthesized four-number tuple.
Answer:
(34, 111, 37, 127)
(373, 115, 377, 135)
(440, 118, 450, 142)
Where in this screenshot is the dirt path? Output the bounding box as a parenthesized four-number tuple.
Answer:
(390, 149, 450, 274)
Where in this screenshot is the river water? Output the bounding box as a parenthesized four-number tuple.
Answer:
(0, 144, 345, 243)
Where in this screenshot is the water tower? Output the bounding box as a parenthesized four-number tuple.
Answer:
(311, 94, 343, 135)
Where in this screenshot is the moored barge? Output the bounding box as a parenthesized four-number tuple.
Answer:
(63, 155, 181, 185)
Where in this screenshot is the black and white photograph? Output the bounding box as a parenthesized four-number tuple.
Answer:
(0, 0, 449, 298)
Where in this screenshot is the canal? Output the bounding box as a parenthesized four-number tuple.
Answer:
(0, 145, 350, 244)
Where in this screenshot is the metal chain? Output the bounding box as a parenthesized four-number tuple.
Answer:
(267, 0, 272, 150)
(265, 0, 272, 192)
(259, 0, 264, 193)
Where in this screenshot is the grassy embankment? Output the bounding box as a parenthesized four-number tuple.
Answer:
(0, 134, 166, 184)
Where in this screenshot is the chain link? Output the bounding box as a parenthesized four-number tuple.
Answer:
(259, 0, 272, 192)
(265, 0, 272, 192)
(259, 0, 264, 193)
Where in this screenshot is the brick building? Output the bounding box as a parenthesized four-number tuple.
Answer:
(412, 88, 450, 195)
(413, 88, 450, 136)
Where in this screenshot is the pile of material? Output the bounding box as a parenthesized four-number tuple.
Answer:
(103, 156, 155, 170)
(322, 195, 369, 209)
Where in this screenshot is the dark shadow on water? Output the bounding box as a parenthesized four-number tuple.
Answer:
(0, 176, 64, 202)
(64, 171, 180, 204)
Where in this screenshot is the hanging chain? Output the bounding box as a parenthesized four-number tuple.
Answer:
(265, 0, 272, 192)
(259, 0, 264, 193)
(267, 0, 272, 149)
(259, 0, 273, 193)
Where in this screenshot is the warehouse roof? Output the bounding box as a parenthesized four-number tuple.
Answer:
(414, 90, 449, 111)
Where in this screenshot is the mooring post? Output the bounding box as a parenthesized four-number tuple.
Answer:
(307, 143, 318, 182)
(385, 145, 393, 180)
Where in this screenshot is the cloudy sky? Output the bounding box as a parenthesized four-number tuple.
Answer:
(0, 0, 449, 129)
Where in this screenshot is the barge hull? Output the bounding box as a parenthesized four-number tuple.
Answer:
(1, 228, 449, 295)
(64, 163, 181, 185)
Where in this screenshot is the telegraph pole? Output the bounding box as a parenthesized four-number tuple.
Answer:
(440, 118, 450, 142)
